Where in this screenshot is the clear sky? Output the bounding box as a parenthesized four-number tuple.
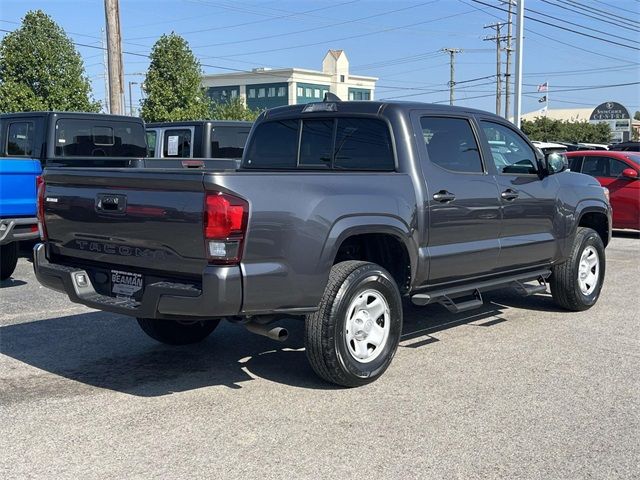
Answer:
(1, 0, 639, 117)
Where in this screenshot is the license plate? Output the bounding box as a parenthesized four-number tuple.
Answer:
(111, 269, 143, 298)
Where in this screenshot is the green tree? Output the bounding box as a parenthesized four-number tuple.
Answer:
(0, 10, 100, 113)
(140, 33, 210, 122)
(210, 96, 262, 121)
(634, 110, 640, 121)
(521, 118, 611, 144)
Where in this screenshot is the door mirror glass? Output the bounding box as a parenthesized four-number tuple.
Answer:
(621, 167, 639, 179)
(546, 152, 567, 174)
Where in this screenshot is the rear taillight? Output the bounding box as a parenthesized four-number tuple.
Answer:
(36, 175, 47, 240)
(204, 192, 248, 264)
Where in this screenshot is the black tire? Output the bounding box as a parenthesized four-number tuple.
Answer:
(305, 261, 403, 387)
(550, 227, 605, 311)
(136, 318, 220, 345)
(0, 242, 19, 281)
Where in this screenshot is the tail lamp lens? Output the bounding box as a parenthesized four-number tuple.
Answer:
(36, 175, 47, 240)
(204, 192, 248, 264)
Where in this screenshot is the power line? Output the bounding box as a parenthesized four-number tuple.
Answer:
(593, 0, 640, 16)
(525, 5, 639, 42)
(538, 0, 640, 33)
(470, 0, 640, 51)
(126, 0, 361, 40)
(457, 0, 639, 65)
(199, 8, 479, 60)
(190, 1, 439, 49)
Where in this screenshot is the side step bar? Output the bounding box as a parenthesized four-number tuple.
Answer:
(411, 268, 551, 311)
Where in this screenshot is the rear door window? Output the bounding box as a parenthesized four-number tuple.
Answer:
(7, 122, 35, 157)
(163, 129, 192, 157)
(244, 120, 299, 168)
(421, 117, 483, 173)
(334, 118, 394, 170)
(211, 127, 250, 158)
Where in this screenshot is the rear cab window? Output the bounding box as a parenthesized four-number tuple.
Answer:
(55, 119, 146, 157)
(244, 117, 394, 171)
(212, 127, 250, 159)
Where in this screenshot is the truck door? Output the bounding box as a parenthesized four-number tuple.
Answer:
(416, 114, 502, 285)
(477, 119, 560, 269)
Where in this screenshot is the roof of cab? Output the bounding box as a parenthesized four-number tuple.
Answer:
(0, 111, 142, 122)
(262, 100, 498, 120)
(146, 120, 253, 128)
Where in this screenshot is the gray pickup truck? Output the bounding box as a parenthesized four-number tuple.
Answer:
(34, 100, 611, 387)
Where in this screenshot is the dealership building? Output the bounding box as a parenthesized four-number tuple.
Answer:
(201, 50, 377, 110)
(522, 102, 637, 143)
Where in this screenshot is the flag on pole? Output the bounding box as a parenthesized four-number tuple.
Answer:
(538, 95, 547, 103)
(537, 82, 548, 92)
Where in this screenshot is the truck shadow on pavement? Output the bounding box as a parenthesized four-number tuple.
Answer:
(1, 292, 552, 397)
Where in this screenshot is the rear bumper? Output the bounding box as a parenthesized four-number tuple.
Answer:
(33, 243, 242, 319)
(0, 217, 38, 245)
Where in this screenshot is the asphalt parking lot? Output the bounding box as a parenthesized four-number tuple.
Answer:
(1, 233, 639, 479)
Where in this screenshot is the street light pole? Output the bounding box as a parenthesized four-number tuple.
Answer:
(513, 0, 525, 127)
(128, 81, 138, 116)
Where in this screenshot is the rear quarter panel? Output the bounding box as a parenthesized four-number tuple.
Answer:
(207, 172, 417, 314)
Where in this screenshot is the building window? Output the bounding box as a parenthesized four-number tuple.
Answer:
(231, 90, 238, 98)
(340, 75, 345, 82)
(248, 89, 256, 98)
(349, 92, 354, 101)
(297, 86, 303, 97)
(322, 89, 328, 98)
(314, 88, 320, 98)
(305, 88, 312, 97)
(364, 92, 370, 100)
(258, 88, 266, 98)
(278, 86, 286, 97)
(268, 87, 276, 97)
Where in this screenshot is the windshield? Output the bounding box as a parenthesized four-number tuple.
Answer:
(625, 153, 640, 166)
(55, 119, 147, 157)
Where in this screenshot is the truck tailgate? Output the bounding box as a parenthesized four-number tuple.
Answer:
(43, 168, 207, 277)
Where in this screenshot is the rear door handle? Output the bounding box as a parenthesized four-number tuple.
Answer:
(433, 190, 456, 203)
(501, 189, 519, 201)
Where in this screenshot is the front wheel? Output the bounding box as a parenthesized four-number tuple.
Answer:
(0, 242, 19, 281)
(305, 261, 403, 387)
(550, 227, 605, 311)
(136, 318, 220, 345)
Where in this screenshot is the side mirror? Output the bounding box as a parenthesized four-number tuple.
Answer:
(622, 168, 639, 179)
(545, 152, 568, 175)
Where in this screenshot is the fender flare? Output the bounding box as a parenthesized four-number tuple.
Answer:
(317, 214, 418, 287)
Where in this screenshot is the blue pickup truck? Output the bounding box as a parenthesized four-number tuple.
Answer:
(0, 112, 147, 280)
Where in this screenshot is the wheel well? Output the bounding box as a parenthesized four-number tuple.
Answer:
(579, 212, 609, 246)
(334, 233, 411, 293)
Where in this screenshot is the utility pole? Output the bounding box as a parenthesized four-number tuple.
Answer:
(104, 0, 124, 115)
(442, 48, 462, 106)
(503, 0, 514, 120)
(484, 22, 507, 116)
(101, 28, 110, 113)
(514, 0, 525, 128)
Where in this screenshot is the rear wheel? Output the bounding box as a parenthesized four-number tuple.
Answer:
(0, 242, 19, 281)
(550, 227, 605, 311)
(136, 318, 220, 345)
(305, 261, 403, 387)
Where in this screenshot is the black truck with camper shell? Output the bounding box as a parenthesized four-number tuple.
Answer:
(33, 100, 611, 387)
